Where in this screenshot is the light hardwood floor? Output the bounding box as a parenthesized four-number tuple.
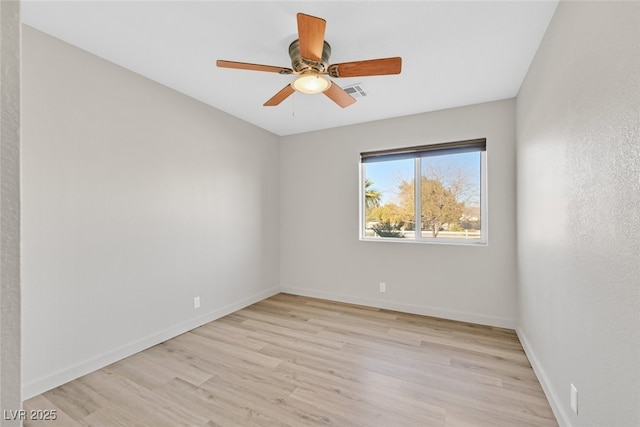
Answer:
(23, 293, 557, 426)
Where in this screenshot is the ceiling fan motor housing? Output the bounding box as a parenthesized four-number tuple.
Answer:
(288, 39, 331, 73)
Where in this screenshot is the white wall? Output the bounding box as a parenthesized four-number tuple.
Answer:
(516, 2, 640, 426)
(21, 26, 280, 398)
(1, 1, 22, 424)
(280, 99, 517, 328)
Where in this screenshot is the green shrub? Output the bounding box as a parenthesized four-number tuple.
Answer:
(372, 221, 405, 238)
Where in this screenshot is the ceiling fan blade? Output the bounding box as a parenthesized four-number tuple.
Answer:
(327, 57, 402, 78)
(297, 13, 326, 62)
(217, 60, 293, 74)
(264, 84, 295, 106)
(323, 82, 356, 108)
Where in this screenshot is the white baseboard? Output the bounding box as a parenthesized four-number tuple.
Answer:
(22, 286, 279, 400)
(281, 286, 516, 329)
(516, 327, 571, 427)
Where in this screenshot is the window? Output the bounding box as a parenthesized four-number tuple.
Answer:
(360, 138, 486, 244)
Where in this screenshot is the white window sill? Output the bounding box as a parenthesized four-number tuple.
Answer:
(359, 236, 487, 246)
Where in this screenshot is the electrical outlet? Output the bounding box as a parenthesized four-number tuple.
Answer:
(379, 282, 386, 293)
(194, 296, 201, 309)
(570, 384, 578, 414)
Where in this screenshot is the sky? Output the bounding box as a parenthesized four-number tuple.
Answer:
(363, 151, 481, 206)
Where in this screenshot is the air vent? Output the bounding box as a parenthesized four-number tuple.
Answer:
(342, 83, 368, 98)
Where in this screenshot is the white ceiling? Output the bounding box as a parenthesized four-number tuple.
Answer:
(22, 1, 558, 136)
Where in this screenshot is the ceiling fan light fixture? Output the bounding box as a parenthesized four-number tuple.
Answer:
(292, 73, 331, 94)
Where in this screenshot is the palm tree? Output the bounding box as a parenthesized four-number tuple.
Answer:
(365, 179, 382, 209)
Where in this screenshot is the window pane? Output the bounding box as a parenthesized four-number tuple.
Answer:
(363, 158, 414, 238)
(420, 151, 481, 240)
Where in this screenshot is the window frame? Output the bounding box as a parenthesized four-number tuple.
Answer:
(359, 138, 488, 245)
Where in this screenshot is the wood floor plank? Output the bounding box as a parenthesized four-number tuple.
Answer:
(139, 345, 214, 386)
(156, 377, 288, 427)
(275, 360, 447, 426)
(22, 395, 82, 427)
(102, 352, 176, 391)
(23, 293, 557, 426)
(79, 404, 152, 427)
(40, 378, 109, 421)
(78, 369, 209, 426)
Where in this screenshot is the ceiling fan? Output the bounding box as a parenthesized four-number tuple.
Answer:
(216, 13, 402, 108)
